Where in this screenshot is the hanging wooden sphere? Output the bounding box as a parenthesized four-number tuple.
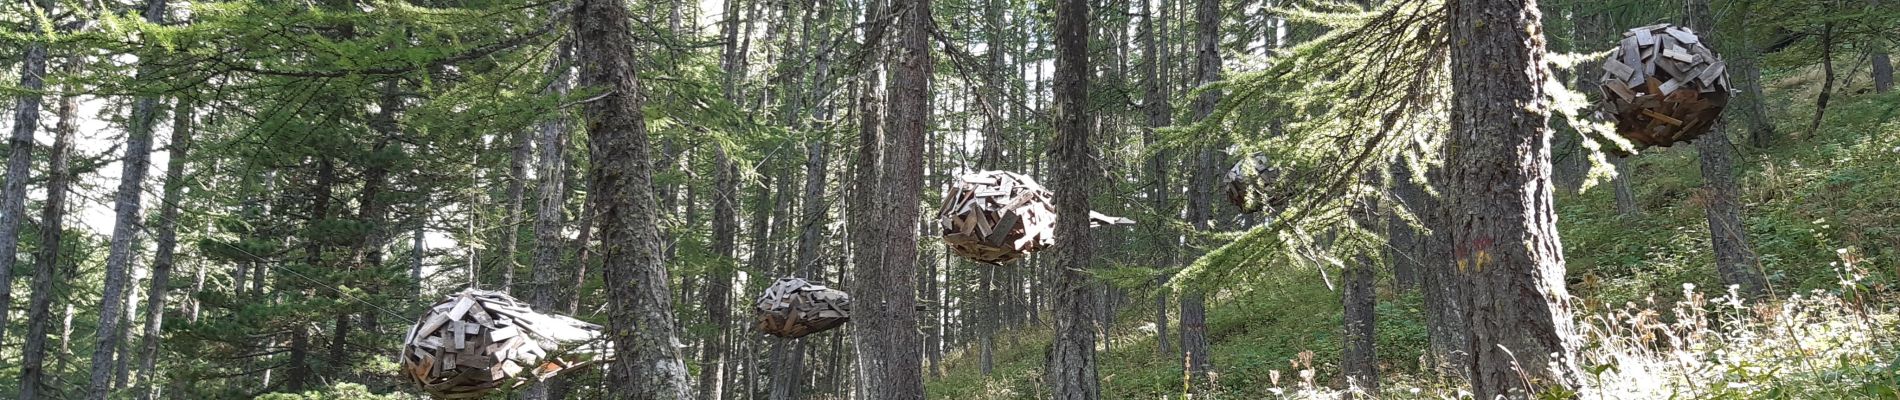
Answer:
(1597, 23, 1730, 154)
(754, 277, 852, 339)
(938, 170, 1133, 265)
(401, 289, 605, 399)
(1224, 153, 1288, 214)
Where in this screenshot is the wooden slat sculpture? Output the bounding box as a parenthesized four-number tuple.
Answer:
(754, 277, 852, 339)
(1597, 23, 1729, 154)
(1224, 153, 1288, 214)
(939, 170, 1134, 265)
(401, 289, 605, 399)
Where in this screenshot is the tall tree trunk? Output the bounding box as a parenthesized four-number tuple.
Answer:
(1179, 0, 1221, 384)
(1140, 0, 1176, 357)
(574, 0, 697, 395)
(1609, 155, 1640, 216)
(1341, 195, 1379, 397)
(1397, 156, 1465, 379)
(699, 147, 738, 400)
(1446, 0, 1582, 397)
(851, 0, 929, 396)
(116, 286, 138, 390)
(87, 2, 170, 397)
(1873, 0, 1894, 93)
(17, 51, 79, 400)
(137, 97, 193, 400)
(298, 157, 338, 392)
(1808, 22, 1834, 139)
(1047, 0, 1102, 395)
(1686, 0, 1768, 299)
(504, 116, 530, 293)
(524, 39, 573, 400)
(0, 0, 53, 344)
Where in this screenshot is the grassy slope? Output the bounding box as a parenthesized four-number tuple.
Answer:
(927, 68, 1900, 399)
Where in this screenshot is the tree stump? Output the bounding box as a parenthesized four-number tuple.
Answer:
(937, 170, 1133, 265)
(400, 289, 605, 399)
(1224, 153, 1289, 213)
(754, 277, 852, 338)
(1597, 23, 1729, 154)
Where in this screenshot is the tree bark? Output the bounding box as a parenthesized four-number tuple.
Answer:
(524, 38, 573, 400)
(699, 146, 737, 400)
(1873, 0, 1894, 93)
(1046, 0, 1102, 396)
(1686, 0, 1768, 299)
(1341, 256, 1378, 395)
(136, 96, 193, 400)
(1179, 0, 1222, 384)
(1446, 0, 1582, 397)
(1342, 194, 1379, 397)
(17, 51, 80, 400)
(1807, 22, 1834, 139)
(1140, 0, 1176, 357)
(87, 2, 170, 398)
(1609, 155, 1640, 216)
(0, 0, 53, 344)
(504, 109, 531, 293)
(574, 0, 697, 395)
(850, 0, 929, 396)
(1398, 156, 1466, 379)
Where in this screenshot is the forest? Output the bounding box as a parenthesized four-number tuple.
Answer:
(1, 0, 1898, 398)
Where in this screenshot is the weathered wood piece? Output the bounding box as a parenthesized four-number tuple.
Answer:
(754, 277, 852, 338)
(401, 289, 607, 399)
(1223, 153, 1291, 214)
(1598, 23, 1730, 155)
(937, 170, 1134, 265)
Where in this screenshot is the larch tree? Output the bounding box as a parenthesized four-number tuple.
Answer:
(0, 0, 55, 342)
(1446, 0, 1582, 397)
(1180, 0, 1222, 383)
(851, 0, 930, 396)
(1139, 0, 1175, 358)
(573, 0, 697, 395)
(1686, 0, 1768, 299)
(525, 38, 573, 400)
(138, 96, 195, 400)
(1045, 0, 1102, 396)
(17, 45, 83, 400)
(88, 0, 170, 397)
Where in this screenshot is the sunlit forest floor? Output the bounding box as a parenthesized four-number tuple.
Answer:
(928, 59, 1900, 399)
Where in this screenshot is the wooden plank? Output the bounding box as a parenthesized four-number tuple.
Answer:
(1633, 28, 1654, 46)
(1663, 48, 1695, 63)
(1659, 78, 1682, 96)
(1696, 62, 1726, 86)
(1626, 37, 1641, 84)
(1602, 59, 1635, 80)
(417, 313, 451, 341)
(489, 325, 521, 342)
(1665, 27, 1699, 44)
(1641, 109, 1685, 126)
(447, 295, 476, 322)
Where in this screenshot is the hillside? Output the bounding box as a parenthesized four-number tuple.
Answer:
(927, 65, 1900, 400)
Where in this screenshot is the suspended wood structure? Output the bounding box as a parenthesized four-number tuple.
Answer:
(754, 277, 853, 338)
(1224, 152, 1289, 214)
(938, 170, 1134, 265)
(401, 289, 606, 399)
(1597, 23, 1730, 154)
